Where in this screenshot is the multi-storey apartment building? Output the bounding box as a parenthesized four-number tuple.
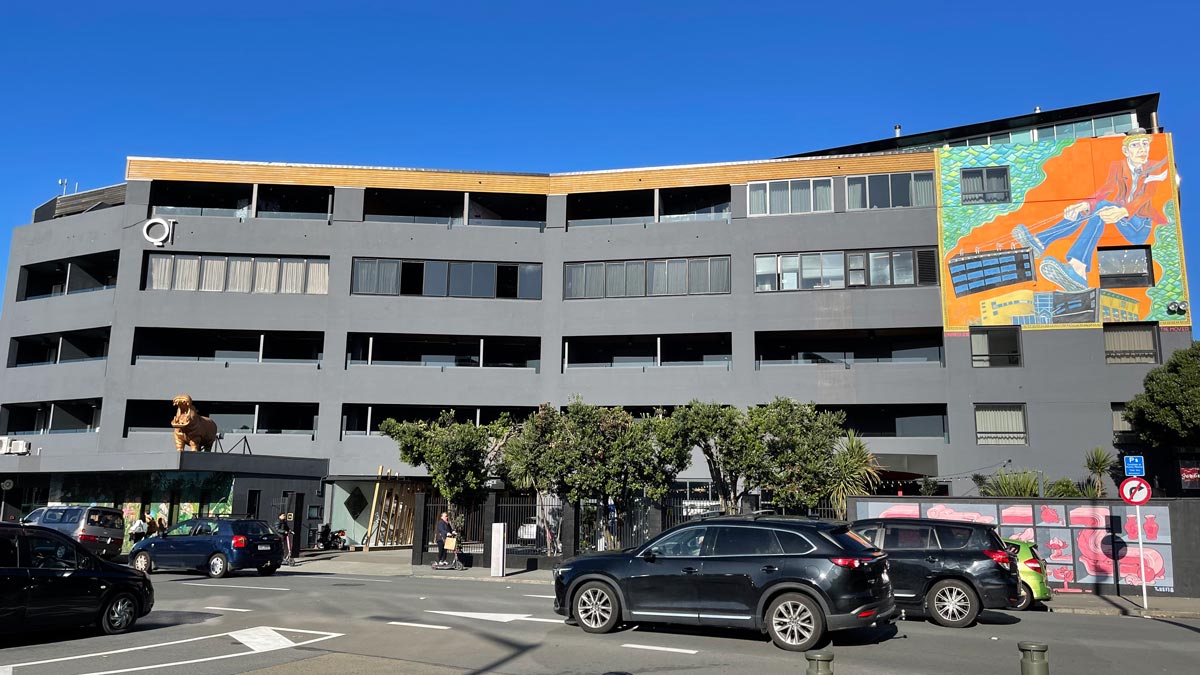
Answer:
(0, 93, 1192, 544)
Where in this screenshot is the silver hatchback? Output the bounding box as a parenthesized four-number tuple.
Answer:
(22, 506, 126, 559)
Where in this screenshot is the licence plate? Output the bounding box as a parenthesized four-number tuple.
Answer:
(258, 544, 271, 551)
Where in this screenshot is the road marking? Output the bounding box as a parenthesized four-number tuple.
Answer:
(621, 643, 699, 655)
(205, 606, 252, 612)
(523, 594, 556, 599)
(388, 621, 451, 630)
(320, 576, 393, 583)
(181, 582, 289, 591)
(231, 627, 294, 652)
(1, 626, 341, 673)
(426, 610, 561, 624)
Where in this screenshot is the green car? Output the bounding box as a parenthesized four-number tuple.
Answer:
(1004, 538, 1052, 610)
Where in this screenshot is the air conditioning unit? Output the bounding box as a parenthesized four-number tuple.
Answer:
(0, 436, 10, 454)
(8, 440, 31, 455)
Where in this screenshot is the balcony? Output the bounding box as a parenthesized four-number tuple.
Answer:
(16, 251, 119, 302)
(466, 192, 546, 229)
(563, 333, 732, 370)
(364, 187, 463, 225)
(567, 189, 653, 228)
(124, 400, 319, 441)
(756, 328, 944, 368)
(658, 185, 730, 224)
(0, 398, 102, 436)
(150, 180, 252, 220)
(346, 333, 539, 371)
(132, 328, 323, 367)
(256, 184, 332, 220)
(341, 404, 537, 437)
(8, 327, 110, 368)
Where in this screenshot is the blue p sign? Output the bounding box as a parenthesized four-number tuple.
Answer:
(1124, 455, 1145, 477)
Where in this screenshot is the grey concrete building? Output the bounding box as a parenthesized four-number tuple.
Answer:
(0, 94, 1193, 543)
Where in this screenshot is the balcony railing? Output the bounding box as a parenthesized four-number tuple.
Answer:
(567, 215, 655, 228)
(153, 206, 248, 219)
(366, 214, 463, 226)
(467, 217, 545, 229)
(257, 210, 328, 220)
(971, 353, 1021, 367)
(757, 354, 942, 368)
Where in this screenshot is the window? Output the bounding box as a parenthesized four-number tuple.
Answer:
(710, 527, 783, 556)
(648, 527, 707, 557)
(758, 248, 935, 292)
(1104, 324, 1158, 364)
(565, 257, 730, 299)
(25, 533, 77, 570)
(747, 178, 834, 215)
(1098, 247, 1153, 288)
(970, 326, 1021, 367)
(882, 524, 935, 550)
(775, 530, 816, 554)
(847, 172, 936, 210)
(1182, 459, 1200, 491)
(0, 531, 17, 567)
(199, 256, 226, 292)
(352, 258, 540, 300)
(961, 167, 1011, 204)
(934, 525, 974, 550)
(975, 404, 1027, 445)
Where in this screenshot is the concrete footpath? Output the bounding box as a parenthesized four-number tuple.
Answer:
(280, 549, 1200, 618)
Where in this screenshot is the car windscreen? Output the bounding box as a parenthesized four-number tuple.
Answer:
(827, 526, 877, 552)
(86, 509, 125, 530)
(236, 520, 276, 536)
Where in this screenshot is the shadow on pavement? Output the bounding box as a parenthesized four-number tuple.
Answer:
(1150, 618, 1200, 636)
(977, 610, 1021, 625)
(0, 610, 218, 650)
(829, 623, 901, 646)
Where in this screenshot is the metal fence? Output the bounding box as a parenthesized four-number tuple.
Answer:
(663, 496, 722, 530)
(423, 497, 484, 554)
(496, 493, 564, 556)
(577, 496, 651, 553)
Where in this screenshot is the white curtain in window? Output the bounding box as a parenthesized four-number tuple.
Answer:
(768, 181, 789, 214)
(254, 258, 280, 294)
(975, 405, 1026, 444)
(378, 259, 400, 295)
(1104, 325, 1156, 363)
(1112, 406, 1132, 432)
(847, 177, 867, 210)
(970, 331, 992, 366)
(748, 184, 767, 216)
(199, 256, 227, 292)
(584, 262, 605, 298)
(564, 264, 586, 299)
(172, 255, 200, 291)
(985, 168, 1009, 194)
(813, 179, 833, 212)
(227, 257, 253, 293)
(912, 173, 935, 207)
(961, 170, 985, 199)
(709, 257, 730, 293)
(789, 180, 812, 214)
(648, 260, 669, 295)
(279, 258, 307, 294)
(306, 260, 329, 294)
(146, 254, 173, 290)
(606, 262, 626, 297)
(688, 259, 709, 294)
(780, 255, 800, 290)
(667, 259, 688, 295)
(625, 261, 646, 296)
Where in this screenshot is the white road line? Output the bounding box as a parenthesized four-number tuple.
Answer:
(231, 627, 294, 652)
(320, 576, 393, 583)
(621, 643, 699, 655)
(518, 617, 563, 624)
(205, 606, 253, 612)
(181, 582, 289, 591)
(523, 594, 556, 599)
(388, 621, 452, 630)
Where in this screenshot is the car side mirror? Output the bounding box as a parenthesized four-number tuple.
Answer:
(641, 548, 658, 562)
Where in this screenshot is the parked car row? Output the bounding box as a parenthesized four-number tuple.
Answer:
(553, 513, 1024, 650)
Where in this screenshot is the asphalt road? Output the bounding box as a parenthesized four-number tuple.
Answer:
(2, 568, 1199, 675)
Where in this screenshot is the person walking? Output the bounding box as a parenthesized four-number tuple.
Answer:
(277, 513, 295, 565)
(128, 513, 148, 544)
(435, 512, 455, 565)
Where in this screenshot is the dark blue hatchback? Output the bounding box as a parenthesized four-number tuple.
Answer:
(129, 518, 283, 578)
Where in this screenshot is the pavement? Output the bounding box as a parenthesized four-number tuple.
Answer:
(289, 548, 1200, 619)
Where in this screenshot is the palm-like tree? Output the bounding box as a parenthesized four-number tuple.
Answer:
(1084, 447, 1116, 498)
(827, 430, 882, 520)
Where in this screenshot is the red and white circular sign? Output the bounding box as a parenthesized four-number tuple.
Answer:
(1120, 477, 1152, 506)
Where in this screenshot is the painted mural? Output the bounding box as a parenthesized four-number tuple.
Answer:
(856, 500, 1175, 594)
(938, 135, 1190, 331)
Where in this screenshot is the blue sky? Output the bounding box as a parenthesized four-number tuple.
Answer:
(1, 1, 1197, 312)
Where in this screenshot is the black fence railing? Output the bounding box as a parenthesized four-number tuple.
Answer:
(577, 496, 652, 553)
(497, 493, 564, 556)
(423, 496, 484, 554)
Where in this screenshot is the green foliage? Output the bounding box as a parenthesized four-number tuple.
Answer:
(918, 477, 941, 496)
(825, 430, 882, 519)
(748, 398, 848, 511)
(659, 400, 763, 513)
(502, 404, 573, 496)
(1083, 447, 1116, 498)
(1125, 341, 1200, 450)
(978, 469, 1042, 498)
(378, 410, 512, 507)
(1046, 478, 1084, 498)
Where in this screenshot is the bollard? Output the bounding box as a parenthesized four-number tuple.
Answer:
(1018, 642, 1049, 675)
(805, 650, 835, 675)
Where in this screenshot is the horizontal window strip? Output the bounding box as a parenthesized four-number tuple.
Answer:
(145, 252, 329, 295)
(564, 256, 730, 299)
(351, 257, 541, 300)
(755, 248, 937, 292)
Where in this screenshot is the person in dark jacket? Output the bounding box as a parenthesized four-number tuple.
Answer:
(436, 512, 456, 563)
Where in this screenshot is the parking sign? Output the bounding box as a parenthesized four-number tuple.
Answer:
(1124, 455, 1145, 477)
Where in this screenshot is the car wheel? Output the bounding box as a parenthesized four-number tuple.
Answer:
(1010, 582, 1033, 611)
(766, 593, 825, 651)
(257, 563, 277, 576)
(927, 579, 979, 628)
(573, 581, 620, 634)
(207, 553, 229, 579)
(100, 592, 139, 635)
(131, 552, 152, 574)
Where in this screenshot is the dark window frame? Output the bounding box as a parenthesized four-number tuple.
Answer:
(961, 167, 1012, 204)
(563, 256, 731, 300)
(756, 247, 937, 293)
(1098, 246, 1154, 288)
(350, 257, 541, 301)
(969, 326, 1023, 368)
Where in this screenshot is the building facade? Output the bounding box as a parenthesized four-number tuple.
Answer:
(0, 94, 1193, 543)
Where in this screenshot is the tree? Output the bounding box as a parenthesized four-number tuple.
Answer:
(918, 477, 941, 496)
(379, 411, 513, 510)
(825, 430, 883, 519)
(1083, 447, 1116, 498)
(978, 469, 1041, 498)
(1046, 478, 1084, 498)
(1125, 341, 1200, 449)
(748, 398, 847, 511)
(659, 401, 763, 514)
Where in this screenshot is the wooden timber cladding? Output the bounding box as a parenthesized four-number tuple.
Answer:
(126, 153, 936, 195)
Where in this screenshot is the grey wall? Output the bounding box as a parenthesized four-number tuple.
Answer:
(0, 181, 1192, 488)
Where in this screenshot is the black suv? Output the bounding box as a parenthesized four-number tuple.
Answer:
(553, 516, 895, 651)
(1, 523, 154, 634)
(850, 518, 1018, 628)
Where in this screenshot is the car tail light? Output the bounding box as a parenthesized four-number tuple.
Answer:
(830, 557, 874, 569)
(1023, 558, 1042, 575)
(79, 534, 99, 542)
(857, 609, 877, 618)
(984, 549, 1012, 569)
(232, 535, 247, 549)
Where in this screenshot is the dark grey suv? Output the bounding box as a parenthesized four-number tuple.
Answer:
(553, 515, 895, 651)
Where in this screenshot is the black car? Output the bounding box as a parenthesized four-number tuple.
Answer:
(553, 515, 895, 651)
(1, 523, 154, 634)
(850, 518, 1018, 628)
